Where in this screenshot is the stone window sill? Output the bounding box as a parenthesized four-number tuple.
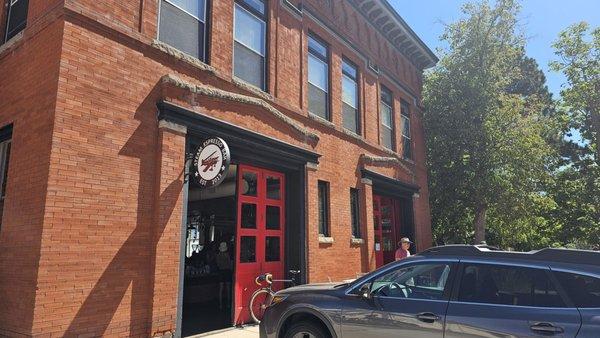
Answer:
(0, 31, 24, 56)
(318, 236, 334, 244)
(351, 238, 364, 245)
(308, 112, 335, 128)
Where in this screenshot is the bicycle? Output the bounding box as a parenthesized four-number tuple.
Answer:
(249, 270, 300, 324)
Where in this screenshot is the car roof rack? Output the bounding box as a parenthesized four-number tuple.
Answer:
(419, 245, 600, 266)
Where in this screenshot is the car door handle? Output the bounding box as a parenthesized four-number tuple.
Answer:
(416, 312, 439, 323)
(530, 322, 564, 334)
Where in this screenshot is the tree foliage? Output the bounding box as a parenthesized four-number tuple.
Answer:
(423, 0, 562, 248)
(548, 22, 600, 249)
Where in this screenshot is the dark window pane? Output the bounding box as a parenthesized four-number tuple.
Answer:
(381, 86, 392, 105)
(265, 236, 280, 262)
(343, 103, 358, 133)
(243, 171, 257, 196)
(240, 236, 256, 263)
(308, 84, 328, 119)
(266, 176, 280, 200)
(350, 189, 360, 238)
(5, 0, 29, 41)
(555, 272, 600, 308)
(318, 181, 329, 236)
(241, 203, 256, 229)
(234, 42, 265, 89)
(1, 141, 10, 198)
(403, 137, 412, 160)
(266, 206, 280, 230)
(402, 115, 411, 137)
(159, 0, 205, 60)
(459, 264, 565, 307)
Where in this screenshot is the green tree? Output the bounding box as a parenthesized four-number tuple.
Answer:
(549, 22, 600, 249)
(423, 0, 561, 247)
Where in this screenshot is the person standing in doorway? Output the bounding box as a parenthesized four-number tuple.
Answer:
(395, 237, 413, 261)
(216, 242, 232, 309)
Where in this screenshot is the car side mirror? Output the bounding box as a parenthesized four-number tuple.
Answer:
(359, 283, 372, 299)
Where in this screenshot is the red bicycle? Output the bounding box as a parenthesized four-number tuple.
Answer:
(249, 270, 300, 324)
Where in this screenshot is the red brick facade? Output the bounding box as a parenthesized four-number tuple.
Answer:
(0, 0, 434, 336)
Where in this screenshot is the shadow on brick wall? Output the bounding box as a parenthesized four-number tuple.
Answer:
(64, 86, 183, 336)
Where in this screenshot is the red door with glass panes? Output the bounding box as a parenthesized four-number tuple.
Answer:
(373, 195, 399, 268)
(234, 165, 285, 324)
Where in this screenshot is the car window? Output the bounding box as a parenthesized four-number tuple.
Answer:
(371, 263, 452, 300)
(458, 264, 565, 307)
(554, 271, 600, 308)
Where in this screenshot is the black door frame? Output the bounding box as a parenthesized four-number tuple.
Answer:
(361, 169, 419, 253)
(157, 101, 320, 336)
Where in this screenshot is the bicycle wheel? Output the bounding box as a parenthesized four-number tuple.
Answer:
(249, 288, 275, 324)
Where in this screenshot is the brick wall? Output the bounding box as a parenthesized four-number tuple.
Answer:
(0, 17, 63, 337)
(0, 0, 433, 335)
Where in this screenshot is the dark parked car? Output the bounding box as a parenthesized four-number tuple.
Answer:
(260, 245, 600, 338)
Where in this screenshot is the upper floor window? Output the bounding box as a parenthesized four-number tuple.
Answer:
(380, 86, 394, 150)
(4, 0, 28, 42)
(318, 180, 330, 237)
(401, 101, 412, 160)
(342, 59, 360, 134)
(158, 0, 208, 61)
(233, 0, 266, 90)
(308, 34, 329, 120)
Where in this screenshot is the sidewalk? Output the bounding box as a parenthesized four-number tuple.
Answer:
(187, 325, 259, 338)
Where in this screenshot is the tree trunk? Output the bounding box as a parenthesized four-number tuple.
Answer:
(473, 204, 487, 244)
(591, 108, 600, 166)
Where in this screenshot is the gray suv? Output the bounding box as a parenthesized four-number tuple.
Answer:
(259, 245, 600, 338)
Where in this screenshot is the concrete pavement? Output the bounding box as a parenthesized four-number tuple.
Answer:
(187, 325, 259, 338)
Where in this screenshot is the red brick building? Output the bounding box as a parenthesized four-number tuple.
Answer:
(0, 0, 436, 336)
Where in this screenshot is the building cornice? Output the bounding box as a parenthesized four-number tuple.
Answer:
(348, 0, 438, 70)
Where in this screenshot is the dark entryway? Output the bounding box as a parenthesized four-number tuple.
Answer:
(157, 101, 320, 337)
(362, 169, 419, 268)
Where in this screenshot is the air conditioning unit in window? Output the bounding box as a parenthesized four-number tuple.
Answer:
(368, 60, 380, 74)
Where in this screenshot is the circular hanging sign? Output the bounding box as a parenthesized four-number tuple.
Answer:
(192, 137, 231, 188)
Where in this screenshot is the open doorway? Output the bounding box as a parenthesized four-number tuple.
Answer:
(181, 165, 238, 336)
(373, 195, 415, 268)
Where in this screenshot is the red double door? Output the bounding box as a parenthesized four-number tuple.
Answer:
(234, 165, 285, 324)
(373, 195, 401, 268)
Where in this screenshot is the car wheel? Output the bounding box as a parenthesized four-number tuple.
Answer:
(283, 321, 329, 338)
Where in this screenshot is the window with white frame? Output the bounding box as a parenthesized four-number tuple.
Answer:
(342, 59, 360, 134)
(380, 86, 394, 150)
(308, 34, 329, 120)
(233, 0, 267, 90)
(4, 0, 29, 42)
(401, 101, 412, 160)
(158, 0, 208, 61)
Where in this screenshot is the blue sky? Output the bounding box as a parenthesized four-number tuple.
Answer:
(389, 0, 600, 98)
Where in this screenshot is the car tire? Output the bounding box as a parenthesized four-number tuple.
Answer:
(283, 320, 330, 338)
